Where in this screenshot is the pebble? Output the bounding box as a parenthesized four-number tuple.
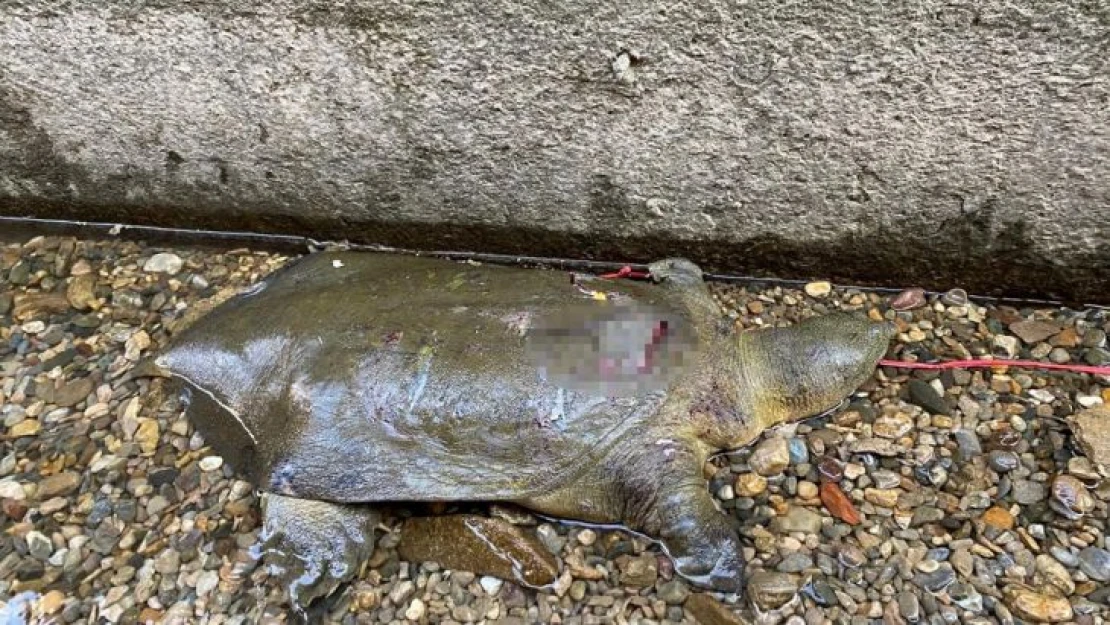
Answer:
(940, 288, 968, 306)
(796, 481, 818, 499)
(897, 591, 920, 622)
(143, 252, 184, 274)
(619, 554, 657, 587)
(1035, 554, 1075, 596)
(1069, 406, 1110, 468)
(686, 593, 747, 625)
(1004, 585, 1074, 622)
(26, 531, 53, 560)
(874, 412, 914, 439)
(65, 274, 99, 311)
(199, 456, 224, 472)
(1050, 474, 1094, 519)
(914, 564, 955, 592)
(657, 580, 688, 605)
(804, 281, 832, 298)
(993, 335, 1020, 358)
(54, 377, 94, 408)
(1012, 480, 1047, 505)
(772, 507, 823, 534)
(890, 288, 926, 311)
(746, 571, 800, 611)
(749, 437, 790, 476)
(988, 450, 1020, 473)
(981, 506, 1015, 531)
(1009, 320, 1062, 344)
(1078, 547, 1110, 582)
(37, 472, 80, 498)
(404, 598, 426, 620)
(907, 380, 949, 415)
(735, 472, 767, 497)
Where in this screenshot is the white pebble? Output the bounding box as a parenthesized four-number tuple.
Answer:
(199, 456, 224, 472)
(1077, 395, 1104, 408)
(479, 576, 503, 596)
(804, 281, 832, 297)
(143, 252, 184, 274)
(404, 598, 426, 620)
(0, 480, 26, 500)
(576, 528, 597, 546)
(20, 321, 45, 334)
(194, 570, 219, 597)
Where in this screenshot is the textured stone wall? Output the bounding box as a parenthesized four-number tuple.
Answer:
(1, 1, 1107, 301)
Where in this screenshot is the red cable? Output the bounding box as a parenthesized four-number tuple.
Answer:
(879, 358, 1110, 376)
(599, 266, 651, 280)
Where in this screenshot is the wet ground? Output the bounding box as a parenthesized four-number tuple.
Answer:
(1, 234, 1108, 624)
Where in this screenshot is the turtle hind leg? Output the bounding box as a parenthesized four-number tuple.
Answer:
(251, 493, 381, 621)
(523, 444, 746, 593)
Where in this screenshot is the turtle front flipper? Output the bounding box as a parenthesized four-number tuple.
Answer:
(654, 481, 747, 593)
(250, 494, 381, 620)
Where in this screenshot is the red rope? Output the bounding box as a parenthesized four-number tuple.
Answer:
(880, 358, 1110, 376)
(598, 266, 651, 280)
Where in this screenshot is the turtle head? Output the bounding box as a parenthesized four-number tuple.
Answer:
(647, 258, 704, 287)
(739, 313, 895, 427)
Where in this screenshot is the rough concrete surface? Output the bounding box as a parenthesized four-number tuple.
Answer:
(0, 0, 1107, 301)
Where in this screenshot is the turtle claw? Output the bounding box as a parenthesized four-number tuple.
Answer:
(251, 494, 380, 619)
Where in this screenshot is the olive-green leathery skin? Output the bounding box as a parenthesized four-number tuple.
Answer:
(145, 252, 894, 607)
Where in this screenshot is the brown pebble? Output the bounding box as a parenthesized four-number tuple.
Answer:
(980, 506, 1014, 531)
(820, 482, 861, 525)
(1, 499, 28, 520)
(397, 514, 558, 587)
(818, 457, 845, 482)
(890, 288, 926, 311)
(37, 472, 82, 498)
(685, 593, 746, 625)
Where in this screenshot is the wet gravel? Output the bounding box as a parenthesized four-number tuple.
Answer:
(1, 234, 1109, 624)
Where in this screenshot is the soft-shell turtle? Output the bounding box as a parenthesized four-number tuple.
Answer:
(137, 252, 893, 610)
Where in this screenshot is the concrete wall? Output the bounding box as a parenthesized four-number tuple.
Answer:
(1, 0, 1107, 302)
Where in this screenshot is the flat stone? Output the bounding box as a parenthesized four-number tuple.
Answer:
(54, 377, 94, 408)
(1034, 554, 1075, 596)
(1009, 320, 1062, 344)
(65, 274, 99, 311)
(890, 288, 926, 311)
(874, 412, 914, 439)
(397, 514, 559, 587)
(907, 380, 949, 415)
(777, 553, 813, 573)
(1078, 547, 1110, 582)
(657, 580, 688, 605)
(914, 564, 955, 592)
(746, 571, 800, 611)
(685, 593, 746, 624)
(38, 472, 81, 498)
(1003, 585, 1073, 622)
(1069, 406, 1110, 469)
(771, 507, 823, 535)
(618, 554, 658, 587)
(1012, 480, 1047, 505)
(8, 420, 41, 438)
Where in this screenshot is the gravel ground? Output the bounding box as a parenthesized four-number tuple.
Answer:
(1, 234, 1109, 625)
